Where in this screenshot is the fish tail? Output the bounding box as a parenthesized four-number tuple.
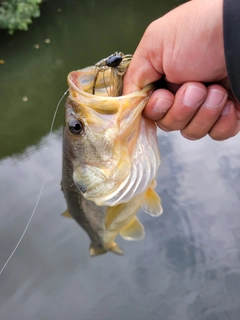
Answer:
(109, 243, 124, 255)
(89, 242, 124, 256)
(89, 246, 107, 256)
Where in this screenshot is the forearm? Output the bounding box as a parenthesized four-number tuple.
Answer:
(223, 0, 240, 101)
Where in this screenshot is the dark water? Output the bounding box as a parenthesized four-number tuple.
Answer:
(1, 1, 240, 319)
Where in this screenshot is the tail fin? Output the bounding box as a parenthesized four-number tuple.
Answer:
(89, 242, 124, 256)
(89, 246, 107, 256)
(109, 243, 124, 255)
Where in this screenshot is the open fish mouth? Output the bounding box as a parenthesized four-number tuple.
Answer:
(69, 52, 133, 97)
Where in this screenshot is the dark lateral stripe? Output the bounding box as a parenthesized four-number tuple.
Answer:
(223, 0, 240, 102)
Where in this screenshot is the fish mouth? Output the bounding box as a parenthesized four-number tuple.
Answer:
(67, 68, 155, 100)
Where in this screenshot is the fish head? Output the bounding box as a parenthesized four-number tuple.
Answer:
(64, 68, 157, 206)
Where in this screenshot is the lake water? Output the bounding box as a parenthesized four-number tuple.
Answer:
(1, 1, 240, 319)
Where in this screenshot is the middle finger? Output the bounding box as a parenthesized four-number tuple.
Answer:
(181, 84, 228, 140)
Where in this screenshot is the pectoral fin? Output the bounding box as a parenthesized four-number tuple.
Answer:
(105, 203, 126, 229)
(120, 217, 145, 240)
(61, 210, 73, 219)
(142, 187, 163, 216)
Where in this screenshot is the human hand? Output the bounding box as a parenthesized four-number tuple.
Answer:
(123, 0, 240, 140)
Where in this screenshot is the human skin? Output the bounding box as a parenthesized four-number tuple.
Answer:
(123, 0, 240, 140)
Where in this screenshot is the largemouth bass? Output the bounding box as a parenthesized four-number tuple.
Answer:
(62, 52, 162, 256)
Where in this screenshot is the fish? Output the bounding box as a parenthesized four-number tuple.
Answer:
(62, 52, 163, 256)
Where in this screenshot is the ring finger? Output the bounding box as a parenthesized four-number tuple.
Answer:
(180, 85, 228, 139)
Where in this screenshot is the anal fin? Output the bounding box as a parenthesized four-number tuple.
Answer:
(120, 217, 145, 240)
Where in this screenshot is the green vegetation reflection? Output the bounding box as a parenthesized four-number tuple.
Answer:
(0, 0, 184, 159)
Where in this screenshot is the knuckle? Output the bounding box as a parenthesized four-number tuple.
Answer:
(174, 113, 189, 123)
(180, 129, 205, 140)
(181, 134, 201, 141)
(209, 119, 239, 141)
(209, 128, 236, 141)
(157, 115, 188, 131)
(156, 122, 172, 132)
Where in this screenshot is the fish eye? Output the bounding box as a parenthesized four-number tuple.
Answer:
(68, 118, 84, 135)
(106, 55, 123, 67)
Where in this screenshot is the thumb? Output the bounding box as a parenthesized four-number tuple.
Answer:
(123, 22, 164, 95)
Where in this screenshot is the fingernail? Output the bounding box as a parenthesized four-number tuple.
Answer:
(183, 86, 206, 107)
(204, 89, 226, 109)
(153, 97, 173, 113)
(221, 101, 232, 115)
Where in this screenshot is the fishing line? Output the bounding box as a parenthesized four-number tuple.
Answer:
(0, 59, 115, 275)
(103, 70, 110, 97)
(0, 89, 69, 276)
(0, 181, 46, 276)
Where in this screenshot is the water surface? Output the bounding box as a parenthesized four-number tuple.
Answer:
(1, 1, 240, 319)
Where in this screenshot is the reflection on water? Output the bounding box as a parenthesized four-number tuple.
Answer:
(1, 0, 240, 319)
(1, 130, 240, 320)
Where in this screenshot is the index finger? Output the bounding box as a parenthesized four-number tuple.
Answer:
(123, 25, 163, 94)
